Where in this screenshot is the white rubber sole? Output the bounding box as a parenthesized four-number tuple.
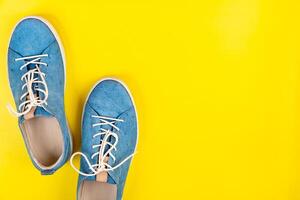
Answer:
(7, 16, 73, 163)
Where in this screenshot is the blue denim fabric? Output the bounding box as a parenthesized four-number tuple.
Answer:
(8, 17, 72, 174)
(77, 79, 138, 200)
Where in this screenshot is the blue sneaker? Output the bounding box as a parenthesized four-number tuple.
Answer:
(71, 78, 138, 200)
(7, 16, 72, 175)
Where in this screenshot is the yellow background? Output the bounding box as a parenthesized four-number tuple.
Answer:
(0, 0, 300, 199)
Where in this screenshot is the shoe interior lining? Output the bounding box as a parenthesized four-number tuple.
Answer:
(21, 116, 63, 168)
(79, 180, 117, 200)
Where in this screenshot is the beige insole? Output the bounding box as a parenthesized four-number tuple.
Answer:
(79, 181, 117, 200)
(21, 117, 63, 167)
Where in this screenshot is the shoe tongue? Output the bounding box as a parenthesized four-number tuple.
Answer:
(95, 125, 117, 185)
(27, 63, 36, 70)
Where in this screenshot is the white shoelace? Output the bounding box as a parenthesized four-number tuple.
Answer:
(70, 115, 135, 177)
(8, 54, 49, 117)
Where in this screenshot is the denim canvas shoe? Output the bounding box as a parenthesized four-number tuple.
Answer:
(71, 78, 138, 200)
(7, 16, 72, 175)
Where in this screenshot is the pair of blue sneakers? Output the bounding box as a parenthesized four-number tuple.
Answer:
(8, 16, 138, 200)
